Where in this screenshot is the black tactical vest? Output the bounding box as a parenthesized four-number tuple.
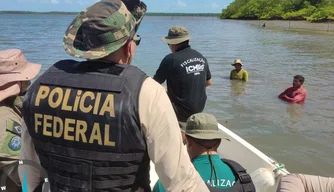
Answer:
(207, 159, 256, 192)
(22, 60, 150, 192)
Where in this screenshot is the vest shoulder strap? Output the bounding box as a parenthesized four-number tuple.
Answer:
(223, 159, 252, 184)
(202, 158, 257, 192)
(222, 158, 256, 192)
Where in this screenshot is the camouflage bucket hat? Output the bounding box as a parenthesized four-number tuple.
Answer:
(63, 0, 147, 60)
(182, 113, 230, 141)
(162, 26, 191, 45)
(122, 0, 147, 32)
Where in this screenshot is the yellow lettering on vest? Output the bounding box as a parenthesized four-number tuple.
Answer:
(53, 116, 63, 138)
(64, 118, 75, 141)
(93, 92, 102, 115)
(104, 124, 115, 146)
(89, 123, 102, 145)
(79, 92, 94, 113)
(76, 120, 87, 143)
(42, 115, 52, 136)
(34, 113, 43, 133)
(99, 94, 115, 117)
(73, 90, 82, 112)
(61, 89, 72, 111)
(35, 86, 50, 106)
(48, 87, 63, 108)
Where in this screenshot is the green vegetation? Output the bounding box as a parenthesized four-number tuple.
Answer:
(147, 12, 219, 17)
(220, 0, 334, 22)
(0, 11, 219, 17)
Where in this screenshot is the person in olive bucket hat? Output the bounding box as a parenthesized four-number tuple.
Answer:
(154, 113, 256, 192)
(18, 0, 209, 192)
(153, 26, 212, 130)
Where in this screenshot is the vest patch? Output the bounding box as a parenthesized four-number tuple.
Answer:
(6, 121, 22, 136)
(33, 86, 116, 146)
(8, 136, 21, 151)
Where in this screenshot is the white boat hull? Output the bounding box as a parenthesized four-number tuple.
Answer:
(149, 123, 289, 191)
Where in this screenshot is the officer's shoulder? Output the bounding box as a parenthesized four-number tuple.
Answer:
(162, 53, 175, 62)
(52, 59, 80, 70)
(126, 64, 146, 73)
(194, 50, 206, 59)
(140, 77, 165, 93)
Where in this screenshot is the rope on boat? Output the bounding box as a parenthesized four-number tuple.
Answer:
(273, 163, 286, 174)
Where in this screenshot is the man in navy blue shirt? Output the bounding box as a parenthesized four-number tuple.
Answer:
(153, 26, 212, 124)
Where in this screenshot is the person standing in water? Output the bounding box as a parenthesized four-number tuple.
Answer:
(230, 59, 248, 82)
(278, 75, 307, 103)
(153, 26, 212, 127)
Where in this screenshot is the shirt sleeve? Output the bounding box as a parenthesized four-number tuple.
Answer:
(278, 87, 290, 99)
(205, 58, 211, 80)
(153, 55, 172, 84)
(18, 121, 43, 192)
(277, 174, 334, 192)
(243, 70, 248, 82)
(0, 117, 7, 152)
(138, 78, 209, 192)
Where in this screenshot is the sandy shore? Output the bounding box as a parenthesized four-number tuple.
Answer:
(226, 20, 334, 34)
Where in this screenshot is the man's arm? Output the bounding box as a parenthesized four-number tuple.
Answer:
(230, 70, 235, 80)
(243, 70, 248, 82)
(205, 59, 212, 86)
(278, 88, 289, 99)
(277, 174, 334, 192)
(139, 78, 209, 192)
(281, 92, 306, 103)
(206, 79, 212, 86)
(18, 121, 43, 192)
(153, 56, 171, 84)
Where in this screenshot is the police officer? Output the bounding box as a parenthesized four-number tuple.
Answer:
(0, 49, 41, 191)
(18, 0, 209, 191)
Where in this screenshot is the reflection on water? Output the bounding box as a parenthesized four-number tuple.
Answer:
(286, 104, 305, 132)
(230, 80, 247, 96)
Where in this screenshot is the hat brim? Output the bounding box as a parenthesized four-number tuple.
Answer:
(179, 121, 187, 129)
(232, 63, 243, 66)
(181, 129, 230, 141)
(0, 82, 20, 102)
(0, 62, 41, 87)
(161, 36, 190, 45)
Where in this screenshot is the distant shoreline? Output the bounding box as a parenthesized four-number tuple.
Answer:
(0, 11, 219, 17)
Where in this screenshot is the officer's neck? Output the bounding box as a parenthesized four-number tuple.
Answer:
(96, 51, 131, 65)
(190, 149, 218, 159)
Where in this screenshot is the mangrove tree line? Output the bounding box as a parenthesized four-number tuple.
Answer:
(220, 0, 334, 21)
